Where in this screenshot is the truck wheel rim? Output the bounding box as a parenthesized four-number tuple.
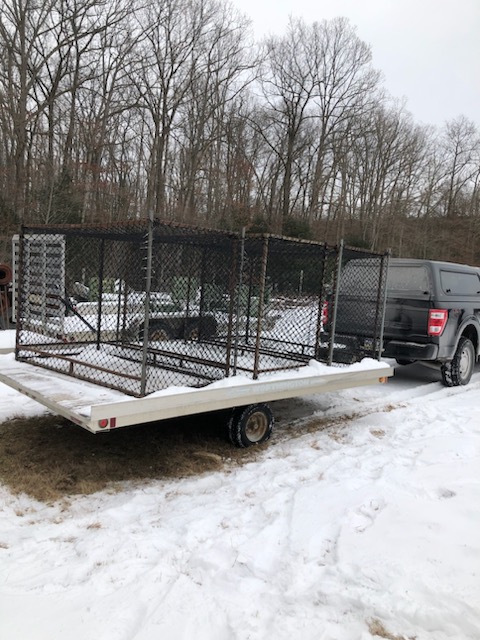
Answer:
(245, 412, 268, 443)
(459, 346, 472, 379)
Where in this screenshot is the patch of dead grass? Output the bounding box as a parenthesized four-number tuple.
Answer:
(382, 403, 406, 412)
(279, 412, 361, 446)
(0, 397, 401, 503)
(0, 412, 263, 502)
(368, 618, 416, 640)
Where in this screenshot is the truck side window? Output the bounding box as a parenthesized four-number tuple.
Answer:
(440, 271, 480, 295)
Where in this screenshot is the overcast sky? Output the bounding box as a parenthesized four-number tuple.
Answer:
(231, 0, 480, 128)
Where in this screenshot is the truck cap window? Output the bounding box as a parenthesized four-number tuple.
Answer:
(440, 270, 480, 295)
(387, 266, 431, 293)
(339, 261, 383, 295)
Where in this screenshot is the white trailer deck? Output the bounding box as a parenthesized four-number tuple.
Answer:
(0, 354, 393, 436)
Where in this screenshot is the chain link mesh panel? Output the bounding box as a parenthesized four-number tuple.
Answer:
(15, 221, 388, 397)
(323, 246, 389, 364)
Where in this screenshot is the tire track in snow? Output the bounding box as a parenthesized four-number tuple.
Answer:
(275, 367, 480, 444)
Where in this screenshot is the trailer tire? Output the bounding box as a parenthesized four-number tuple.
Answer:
(227, 404, 273, 448)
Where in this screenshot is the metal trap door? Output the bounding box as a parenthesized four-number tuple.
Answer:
(17, 233, 66, 338)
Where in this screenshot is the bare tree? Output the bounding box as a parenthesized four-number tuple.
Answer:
(257, 18, 317, 229)
(0, 0, 59, 221)
(174, 2, 255, 222)
(75, 12, 141, 222)
(134, 0, 212, 217)
(307, 17, 381, 222)
(441, 116, 479, 218)
(0, 0, 139, 224)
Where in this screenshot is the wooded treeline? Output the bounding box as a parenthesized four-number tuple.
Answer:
(1, 0, 479, 263)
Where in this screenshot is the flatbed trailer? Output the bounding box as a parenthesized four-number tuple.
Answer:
(0, 354, 393, 446)
(6, 220, 393, 446)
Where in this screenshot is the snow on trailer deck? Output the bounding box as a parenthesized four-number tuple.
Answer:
(0, 354, 392, 434)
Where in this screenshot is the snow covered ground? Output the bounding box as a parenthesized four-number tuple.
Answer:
(0, 329, 479, 640)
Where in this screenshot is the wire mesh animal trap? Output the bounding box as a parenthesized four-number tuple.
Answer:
(14, 219, 389, 397)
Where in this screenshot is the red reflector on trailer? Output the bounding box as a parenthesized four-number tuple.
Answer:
(98, 418, 117, 429)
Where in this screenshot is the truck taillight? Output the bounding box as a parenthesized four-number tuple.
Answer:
(428, 309, 448, 336)
(321, 301, 329, 326)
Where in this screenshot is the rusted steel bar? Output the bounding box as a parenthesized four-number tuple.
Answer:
(253, 235, 269, 379)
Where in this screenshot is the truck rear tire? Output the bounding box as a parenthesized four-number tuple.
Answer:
(185, 316, 217, 341)
(441, 337, 475, 387)
(227, 404, 273, 448)
(148, 322, 173, 341)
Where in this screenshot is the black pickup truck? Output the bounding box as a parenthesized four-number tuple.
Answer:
(334, 258, 480, 386)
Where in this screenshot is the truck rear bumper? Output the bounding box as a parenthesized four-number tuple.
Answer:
(383, 340, 438, 361)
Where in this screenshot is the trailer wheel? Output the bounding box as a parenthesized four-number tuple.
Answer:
(227, 404, 274, 448)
